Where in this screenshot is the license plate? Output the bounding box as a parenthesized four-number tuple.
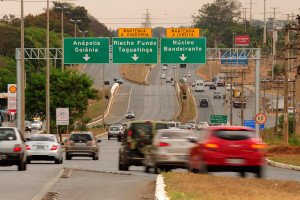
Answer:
(226, 159, 244, 164)
(0, 155, 7, 160)
(35, 145, 46, 149)
(75, 143, 85, 146)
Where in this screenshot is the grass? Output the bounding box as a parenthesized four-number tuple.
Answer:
(163, 172, 300, 200)
(90, 127, 108, 136)
(176, 85, 197, 124)
(197, 61, 222, 80)
(269, 156, 300, 167)
(120, 64, 151, 84)
(84, 89, 110, 120)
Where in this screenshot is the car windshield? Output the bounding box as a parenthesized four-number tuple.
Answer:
(25, 121, 30, 125)
(178, 125, 187, 129)
(168, 123, 176, 128)
(32, 121, 39, 124)
(30, 135, 55, 142)
(131, 123, 152, 139)
(156, 123, 169, 130)
(201, 99, 207, 102)
(0, 129, 16, 141)
(214, 130, 255, 141)
(109, 127, 120, 131)
(69, 134, 92, 142)
(127, 111, 134, 114)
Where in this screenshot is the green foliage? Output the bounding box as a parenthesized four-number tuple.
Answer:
(193, 0, 241, 47)
(0, 56, 16, 92)
(268, 64, 284, 77)
(75, 117, 92, 131)
(25, 69, 97, 133)
(278, 114, 294, 135)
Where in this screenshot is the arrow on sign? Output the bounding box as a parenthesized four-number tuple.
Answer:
(132, 54, 139, 61)
(179, 54, 187, 61)
(83, 54, 90, 61)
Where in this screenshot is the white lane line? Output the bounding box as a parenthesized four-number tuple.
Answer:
(113, 86, 133, 123)
(32, 169, 65, 200)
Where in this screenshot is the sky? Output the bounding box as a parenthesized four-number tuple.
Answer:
(0, 0, 299, 30)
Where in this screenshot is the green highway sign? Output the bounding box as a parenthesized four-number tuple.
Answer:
(112, 38, 158, 63)
(210, 115, 227, 123)
(160, 38, 206, 64)
(64, 38, 109, 64)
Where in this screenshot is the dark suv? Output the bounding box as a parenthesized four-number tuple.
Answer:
(65, 131, 101, 160)
(118, 121, 168, 171)
(0, 127, 27, 171)
(200, 98, 209, 107)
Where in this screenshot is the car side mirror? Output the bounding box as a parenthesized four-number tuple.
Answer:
(97, 139, 102, 143)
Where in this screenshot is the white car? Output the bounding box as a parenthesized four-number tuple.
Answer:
(172, 65, 177, 69)
(161, 74, 166, 79)
(226, 84, 234, 91)
(30, 120, 42, 130)
(204, 80, 212, 86)
(196, 122, 209, 130)
(162, 64, 168, 70)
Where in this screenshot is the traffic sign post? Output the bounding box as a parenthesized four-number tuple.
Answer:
(210, 115, 227, 124)
(244, 120, 255, 129)
(112, 38, 158, 63)
(56, 108, 69, 126)
(64, 38, 110, 64)
(255, 113, 267, 125)
(160, 38, 206, 64)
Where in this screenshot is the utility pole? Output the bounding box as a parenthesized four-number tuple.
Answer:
(263, 0, 267, 44)
(243, 8, 247, 31)
(283, 22, 291, 143)
(296, 15, 300, 136)
(102, 64, 105, 129)
(46, 0, 50, 134)
(230, 70, 233, 125)
(271, 8, 278, 112)
(20, 0, 25, 137)
(241, 70, 244, 126)
(247, 0, 255, 27)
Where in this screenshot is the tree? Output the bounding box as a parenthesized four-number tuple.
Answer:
(25, 69, 96, 133)
(193, 0, 241, 47)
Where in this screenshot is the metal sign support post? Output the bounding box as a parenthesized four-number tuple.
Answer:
(255, 49, 261, 137)
(16, 56, 21, 130)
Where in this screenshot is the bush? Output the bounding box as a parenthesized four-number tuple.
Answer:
(278, 114, 294, 135)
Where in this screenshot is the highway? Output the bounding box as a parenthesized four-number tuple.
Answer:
(0, 63, 295, 199)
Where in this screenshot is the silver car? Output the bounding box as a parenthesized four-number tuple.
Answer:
(25, 134, 63, 164)
(31, 120, 42, 130)
(0, 127, 27, 171)
(143, 129, 197, 173)
(108, 125, 122, 140)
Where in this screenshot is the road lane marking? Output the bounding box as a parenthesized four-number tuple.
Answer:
(32, 169, 64, 200)
(113, 86, 133, 123)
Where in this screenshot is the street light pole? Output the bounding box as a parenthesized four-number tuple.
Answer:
(46, 0, 50, 134)
(55, 6, 68, 71)
(70, 19, 82, 37)
(79, 30, 88, 37)
(20, 0, 25, 137)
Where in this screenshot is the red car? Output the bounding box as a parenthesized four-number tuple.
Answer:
(189, 126, 265, 178)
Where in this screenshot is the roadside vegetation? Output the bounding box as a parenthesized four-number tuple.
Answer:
(176, 84, 196, 124)
(120, 64, 151, 85)
(163, 172, 300, 200)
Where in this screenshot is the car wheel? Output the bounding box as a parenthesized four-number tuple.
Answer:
(199, 164, 208, 174)
(60, 157, 63, 164)
(18, 160, 25, 171)
(255, 167, 263, 178)
(154, 164, 159, 174)
(66, 154, 72, 160)
(108, 136, 110, 140)
(145, 165, 150, 173)
(240, 171, 246, 178)
(55, 158, 60, 164)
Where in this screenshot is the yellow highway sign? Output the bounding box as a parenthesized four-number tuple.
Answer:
(118, 28, 152, 37)
(166, 28, 200, 38)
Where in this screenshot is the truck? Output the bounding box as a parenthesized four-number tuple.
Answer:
(232, 89, 247, 108)
(216, 73, 225, 86)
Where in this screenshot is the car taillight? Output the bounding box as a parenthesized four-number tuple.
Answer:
(14, 144, 22, 152)
(51, 145, 58, 150)
(251, 144, 265, 149)
(119, 132, 122, 135)
(204, 143, 219, 150)
(25, 145, 31, 150)
(90, 141, 94, 145)
(67, 141, 71, 145)
(128, 130, 132, 136)
(158, 142, 170, 147)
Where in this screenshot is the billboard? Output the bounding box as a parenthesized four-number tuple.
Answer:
(221, 53, 248, 65)
(235, 35, 249, 46)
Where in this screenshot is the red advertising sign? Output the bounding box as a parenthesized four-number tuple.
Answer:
(235, 35, 249, 46)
